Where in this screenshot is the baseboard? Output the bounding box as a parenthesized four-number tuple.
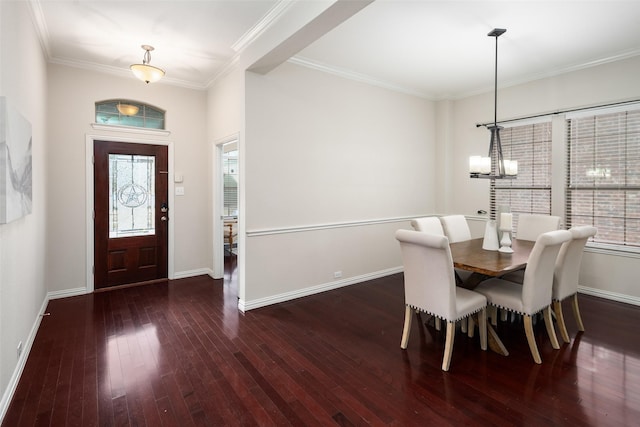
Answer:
(578, 285, 640, 307)
(0, 296, 49, 422)
(238, 267, 403, 312)
(173, 268, 214, 280)
(48, 286, 88, 300)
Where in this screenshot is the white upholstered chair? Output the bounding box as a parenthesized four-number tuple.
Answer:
(552, 225, 597, 343)
(501, 214, 562, 285)
(396, 229, 487, 371)
(474, 230, 572, 364)
(516, 214, 561, 241)
(411, 216, 472, 331)
(412, 216, 472, 282)
(439, 215, 472, 243)
(411, 217, 445, 235)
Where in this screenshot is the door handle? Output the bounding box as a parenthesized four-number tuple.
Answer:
(161, 216, 168, 221)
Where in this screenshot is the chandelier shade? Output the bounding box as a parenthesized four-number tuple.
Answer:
(130, 45, 165, 84)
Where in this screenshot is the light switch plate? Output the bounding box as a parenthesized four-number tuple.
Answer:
(175, 186, 185, 196)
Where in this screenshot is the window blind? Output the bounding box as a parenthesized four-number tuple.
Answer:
(566, 109, 640, 247)
(491, 122, 552, 233)
(223, 155, 238, 217)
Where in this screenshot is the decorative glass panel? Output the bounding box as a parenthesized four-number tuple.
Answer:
(109, 154, 155, 238)
(95, 99, 165, 129)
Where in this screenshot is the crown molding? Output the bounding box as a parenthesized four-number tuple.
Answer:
(27, 0, 52, 61)
(288, 56, 434, 100)
(232, 0, 294, 53)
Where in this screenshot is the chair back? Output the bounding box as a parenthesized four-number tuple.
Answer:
(553, 226, 597, 301)
(395, 229, 457, 320)
(410, 217, 445, 235)
(516, 214, 561, 241)
(521, 230, 572, 313)
(439, 215, 471, 243)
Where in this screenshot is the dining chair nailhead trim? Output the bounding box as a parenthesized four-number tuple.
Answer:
(407, 304, 484, 323)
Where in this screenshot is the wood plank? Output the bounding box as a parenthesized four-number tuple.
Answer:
(3, 257, 640, 426)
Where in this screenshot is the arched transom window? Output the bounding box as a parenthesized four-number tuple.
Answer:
(95, 99, 165, 130)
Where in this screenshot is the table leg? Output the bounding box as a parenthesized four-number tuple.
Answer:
(487, 324, 509, 356)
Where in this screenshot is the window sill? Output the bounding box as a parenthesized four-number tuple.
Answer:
(585, 243, 640, 259)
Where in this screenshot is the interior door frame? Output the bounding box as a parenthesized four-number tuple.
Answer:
(85, 134, 175, 292)
(212, 133, 239, 279)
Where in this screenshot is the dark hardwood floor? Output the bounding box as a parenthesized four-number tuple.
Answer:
(3, 256, 640, 426)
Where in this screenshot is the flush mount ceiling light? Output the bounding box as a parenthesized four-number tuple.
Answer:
(116, 102, 139, 116)
(130, 45, 165, 84)
(469, 28, 517, 179)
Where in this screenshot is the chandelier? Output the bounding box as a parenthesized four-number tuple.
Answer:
(469, 29, 517, 179)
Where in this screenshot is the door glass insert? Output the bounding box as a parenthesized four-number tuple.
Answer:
(109, 154, 155, 238)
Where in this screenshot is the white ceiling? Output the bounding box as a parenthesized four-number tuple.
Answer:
(31, 0, 640, 99)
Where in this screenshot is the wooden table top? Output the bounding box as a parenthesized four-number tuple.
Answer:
(449, 238, 534, 277)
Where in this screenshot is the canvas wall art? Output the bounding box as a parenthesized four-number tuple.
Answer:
(0, 96, 33, 224)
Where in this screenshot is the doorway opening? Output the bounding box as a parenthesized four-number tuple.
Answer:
(222, 143, 238, 257)
(213, 135, 239, 283)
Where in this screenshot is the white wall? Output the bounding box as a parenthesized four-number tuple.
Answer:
(242, 62, 435, 306)
(447, 56, 640, 302)
(0, 0, 48, 416)
(46, 64, 211, 292)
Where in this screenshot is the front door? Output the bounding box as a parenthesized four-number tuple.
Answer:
(94, 140, 168, 289)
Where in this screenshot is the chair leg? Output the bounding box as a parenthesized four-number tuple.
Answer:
(435, 317, 441, 331)
(500, 309, 508, 322)
(478, 308, 487, 351)
(572, 294, 585, 332)
(400, 306, 412, 349)
(460, 318, 467, 334)
(543, 306, 560, 349)
(553, 300, 570, 343)
(467, 316, 475, 338)
(524, 315, 542, 364)
(489, 306, 498, 326)
(442, 321, 455, 371)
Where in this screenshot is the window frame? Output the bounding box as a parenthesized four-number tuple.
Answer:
(565, 103, 640, 251)
(95, 99, 166, 130)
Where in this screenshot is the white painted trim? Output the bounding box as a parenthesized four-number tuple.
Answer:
(238, 267, 403, 312)
(91, 123, 171, 136)
(231, 0, 294, 52)
(289, 56, 431, 99)
(585, 244, 640, 259)
(212, 133, 240, 279)
(48, 287, 88, 300)
(578, 285, 640, 307)
(85, 134, 175, 293)
(246, 215, 419, 237)
(0, 297, 48, 422)
(173, 268, 214, 280)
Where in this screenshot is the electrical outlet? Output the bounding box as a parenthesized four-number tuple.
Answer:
(17, 341, 23, 358)
(334, 271, 342, 279)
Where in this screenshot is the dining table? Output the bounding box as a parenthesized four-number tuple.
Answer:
(449, 238, 535, 356)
